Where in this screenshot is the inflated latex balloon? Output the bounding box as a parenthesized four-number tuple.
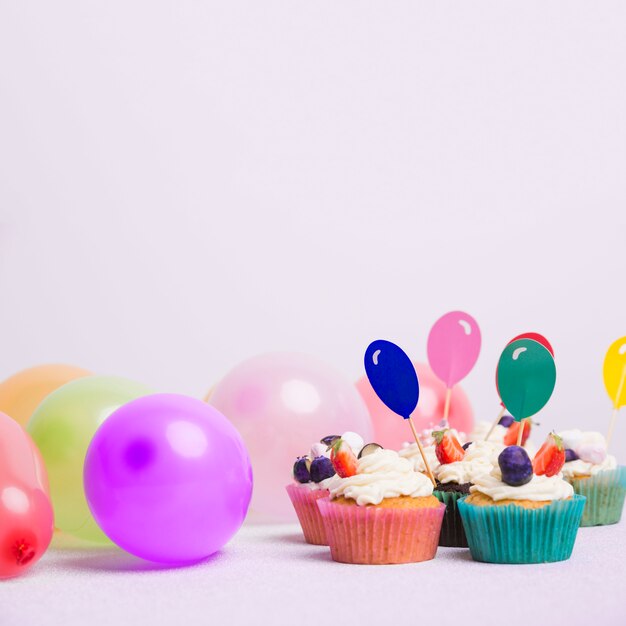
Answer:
(0, 412, 53, 579)
(497, 339, 556, 421)
(84, 394, 252, 564)
(427, 311, 481, 388)
(28, 376, 151, 543)
(508, 333, 555, 357)
(603, 336, 626, 409)
(0, 364, 91, 427)
(356, 362, 474, 449)
(0, 412, 49, 494)
(209, 352, 373, 522)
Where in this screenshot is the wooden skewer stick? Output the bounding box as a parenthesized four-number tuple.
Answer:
(516, 417, 528, 447)
(408, 415, 436, 487)
(442, 387, 452, 426)
(484, 405, 506, 441)
(607, 365, 625, 450)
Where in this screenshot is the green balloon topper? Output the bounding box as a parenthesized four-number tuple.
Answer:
(496, 338, 556, 422)
(28, 375, 152, 544)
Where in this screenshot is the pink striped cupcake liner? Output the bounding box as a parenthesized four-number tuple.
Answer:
(317, 497, 445, 564)
(285, 484, 329, 545)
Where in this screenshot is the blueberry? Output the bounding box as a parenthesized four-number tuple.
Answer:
(293, 456, 311, 483)
(320, 435, 340, 447)
(462, 441, 472, 450)
(498, 446, 533, 487)
(309, 456, 335, 483)
(565, 448, 579, 463)
(499, 414, 515, 428)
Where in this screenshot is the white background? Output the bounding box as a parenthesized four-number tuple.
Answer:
(1, 1, 625, 459)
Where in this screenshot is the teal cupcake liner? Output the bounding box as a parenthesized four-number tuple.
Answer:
(565, 466, 626, 527)
(457, 494, 586, 564)
(434, 490, 468, 548)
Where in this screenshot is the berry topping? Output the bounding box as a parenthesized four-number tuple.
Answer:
(320, 435, 340, 447)
(564, 448, 579, 463)
(498, 446, 533, 486)
(503, 419, 531, 447)
(358, 443, 383, 458)
(433, 429, 465, 464)
(462, 441, 472, 450)
(533, 433, 566, 477)
(309, 456, 335, 482)
(293, 456, 311, 483)
(498, 414, 515, 428)
(330, 438, 359, 477)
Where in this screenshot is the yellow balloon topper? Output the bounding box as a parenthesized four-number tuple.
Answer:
(603, 336, 626, 409)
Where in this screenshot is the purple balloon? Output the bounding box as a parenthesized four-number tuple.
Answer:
(84, 394, 253, 564)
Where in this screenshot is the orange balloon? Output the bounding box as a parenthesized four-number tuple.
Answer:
(0, 364, 92, 427)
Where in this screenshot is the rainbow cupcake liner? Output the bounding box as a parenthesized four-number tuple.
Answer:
(565, 466, 626, 527)
(457, 494, 586, 564)
(434, 490, 468, 548)
(285, 484, 329, 545)
(317, 497, 445, 565)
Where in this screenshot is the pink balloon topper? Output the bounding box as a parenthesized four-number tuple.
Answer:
(427, 311, 482, 389)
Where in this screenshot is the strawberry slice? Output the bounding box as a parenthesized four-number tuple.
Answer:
(503, 419, 531, 446)
(330, 438, 358, 477)
(533, 432, 566, 477)
(433, 429, 465, 464)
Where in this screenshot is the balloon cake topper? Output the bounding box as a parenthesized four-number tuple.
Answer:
(427, 311, 481, 426)
(496, 337, 556, 445)
(364, 340, 436, 486)
(486, 332, 554, 441)
(603, 336, 626, 449)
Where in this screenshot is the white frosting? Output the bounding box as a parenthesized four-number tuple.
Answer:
(558, 429, 617, 478)
(435, 440, 503, 485)
(561, 455, 617, 478)
(470, 420, 509, 444)
(398, 443, 440, 473)
(470, 466, 574, 501)
(327, 448, 433, 506)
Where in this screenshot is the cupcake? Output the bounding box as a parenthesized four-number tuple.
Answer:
(317, 442, 444, 564)
(430, 429, 502, 547)
(558, 429, 625, 526)
(458, 433, 585, 563)
(286, 432, 363, 545)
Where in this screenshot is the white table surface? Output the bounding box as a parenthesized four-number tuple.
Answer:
(2, 521, 624, 626)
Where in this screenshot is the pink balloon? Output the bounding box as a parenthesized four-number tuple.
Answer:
(427, 311, 481, 388)
(356, 362, 474, 449)
(209, 353, 373, 523)
(0, 412, 53, 579)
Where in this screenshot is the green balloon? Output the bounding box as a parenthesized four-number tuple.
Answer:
(28, 376, 152, 544)
(497, 339, 556, 421)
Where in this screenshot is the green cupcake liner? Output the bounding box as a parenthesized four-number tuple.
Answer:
(434, 490, 468, 548)
(565, 466, 626, 527)
(457, 494, 586, 564)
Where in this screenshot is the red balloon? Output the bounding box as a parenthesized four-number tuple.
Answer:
(0, 412, 53, 579)
(508, 333, 554, 357)
(497, 332, 555, 400)
(356, 362, 474, 449)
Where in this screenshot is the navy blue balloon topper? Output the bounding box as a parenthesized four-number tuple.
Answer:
(364, 340, 420, 419)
